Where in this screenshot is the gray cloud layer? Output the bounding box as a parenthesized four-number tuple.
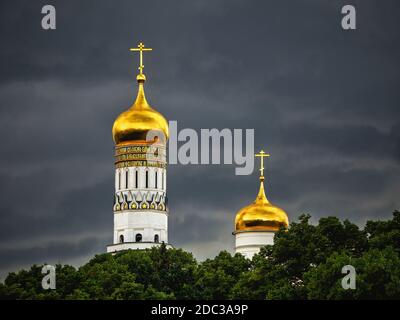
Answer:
(0, 0, 399, 277)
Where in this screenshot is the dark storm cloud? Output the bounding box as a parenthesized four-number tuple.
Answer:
(0, 237, 104, 269)
(170, 212, 225, 245)
(0, 0, 399, 276)
(0, 171, 113, 243)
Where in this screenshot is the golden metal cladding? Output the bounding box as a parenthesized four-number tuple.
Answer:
(112, 43, 169, 145)
(114, 143, 166, 168)
(112, 80, 169, 145)
(115, 161, 166, 169)
(235, 180, 289, 232)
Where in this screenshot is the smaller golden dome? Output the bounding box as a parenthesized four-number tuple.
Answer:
(112, 77, 169, 145)
(235, 178, 289, 232)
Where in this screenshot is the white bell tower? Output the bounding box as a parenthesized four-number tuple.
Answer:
(233, 150, 289, 259)
(107, 42, 171, 253)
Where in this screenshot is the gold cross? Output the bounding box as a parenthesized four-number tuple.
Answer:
(130, 42, 153, 75)
(255, 150, 270, 179)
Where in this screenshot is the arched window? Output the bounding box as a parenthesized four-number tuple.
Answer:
(135, 170, 138, 188)
(125, 170, 129, 189)
(161, 171, 164, 190)
(145, 170, 149, 188)
(154, 234, 159, 243)
(119, 234, 124, 243)
(118, 170, 121, 190)
(155, 171, 158, 189)
(135, 233, 142, 242)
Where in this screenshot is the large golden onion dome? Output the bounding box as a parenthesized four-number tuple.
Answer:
(235, 151, 289, 232)
(112, 75, 169, 145)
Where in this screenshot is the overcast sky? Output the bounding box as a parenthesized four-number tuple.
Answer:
(0, 0, 399, 278)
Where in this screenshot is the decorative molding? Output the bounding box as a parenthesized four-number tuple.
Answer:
(113, 190, 168, 213)
(115, 160, 167, 169)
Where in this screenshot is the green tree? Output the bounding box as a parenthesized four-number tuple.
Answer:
(304, 247, 400, 299)
(365, 210, 400, 253)
(194, 251, 250, 299)
(1, 211, 399, 300)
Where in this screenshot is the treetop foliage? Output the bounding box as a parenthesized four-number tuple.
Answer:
(1, 211, 399, 300)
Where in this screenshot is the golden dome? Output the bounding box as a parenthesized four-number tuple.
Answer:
(235, 177, 289, 233)
(112, 75, 169, 145)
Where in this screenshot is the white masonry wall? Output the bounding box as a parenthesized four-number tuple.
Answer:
(115, 166, 166, 192)
(112, 210, 168, 243)
(107, 163, 169, 253)
(235, 231, 275, 259)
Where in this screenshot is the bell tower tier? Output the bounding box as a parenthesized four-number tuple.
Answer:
(107, 42, 172, 253)
(233, 150, 289, 259)
(107, 142, 171, 252)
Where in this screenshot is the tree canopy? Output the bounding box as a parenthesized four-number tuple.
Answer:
(1, 211, 399, 300)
